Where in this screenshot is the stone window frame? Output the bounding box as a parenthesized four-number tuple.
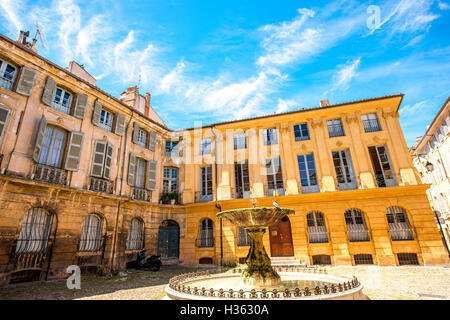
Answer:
(0, 57, 18, 91)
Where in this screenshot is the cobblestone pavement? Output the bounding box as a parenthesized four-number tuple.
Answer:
(0, 265, 449, 300)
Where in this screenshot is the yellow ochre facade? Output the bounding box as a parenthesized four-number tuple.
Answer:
(0, 32, 448, 286)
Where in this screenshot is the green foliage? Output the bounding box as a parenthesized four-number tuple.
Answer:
(160, 191, 178, 204)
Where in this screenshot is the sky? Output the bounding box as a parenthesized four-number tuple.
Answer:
(1, 0, 449, 146)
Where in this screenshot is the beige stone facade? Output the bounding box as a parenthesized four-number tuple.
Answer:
(0, 31, 448, 287)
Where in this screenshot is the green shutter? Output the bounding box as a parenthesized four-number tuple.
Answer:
(0, 104, 10, 147)
(146, 160, 157, 190)
(115, 113, 126, 136)
(92, 99, 102, 126)
(127, 152, 136, 186)
(148, 131, 157, 151)
(41, 76, 56, 106)
(73, 93, 88, 119)
(91, 141, 107, 177)
(33, 115, 47, 162)
(103, 144, 113, 179)
(132, 122, 139, 144)
(64, 131, 84, 171)
(15, 67, 37, 96)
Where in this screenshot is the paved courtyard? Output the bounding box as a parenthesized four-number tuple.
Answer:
(0, 265, 449, 300)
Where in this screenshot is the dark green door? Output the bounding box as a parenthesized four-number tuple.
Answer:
(158, 224, 179, 258)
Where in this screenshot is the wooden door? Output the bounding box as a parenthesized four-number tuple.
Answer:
(269, 217, 294, 257)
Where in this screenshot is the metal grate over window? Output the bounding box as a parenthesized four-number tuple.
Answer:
(198, 218, 214, 248)
(127, 218, 144, 250)
(397, 253, 419, 265)
(312, 255, 332, 265)
(16, 208, 53, 254)
(386, 207, 414, 241)
(307, 211, 328, 243)
(354, 254, 374, 265)
(237, 227, 250, 246)
(79, 214, 103, 252)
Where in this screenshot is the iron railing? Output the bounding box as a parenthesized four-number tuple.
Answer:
(375, 174, 397, 188)
(33, 163, 67, 185)
(78, 234, 106, 253)
(347, 229, 370, 242)
(362, 119, 381, 133)
(195, 191, 213, 203)
(389, 225, 414, 241)
(338, 180, 358, 191)
(0, 76, 14, 90)
(88, 176, 113, 193)
(132, 187, 151, 202)
(196, 237, 214, 248)
(300, 184, 320, 194)
(307, 229, 329, 243)
(231, 187, 252, 200)
(51, 101, 71, 114)
(327, 124, 345, 137)
(263, 186, 285, 197)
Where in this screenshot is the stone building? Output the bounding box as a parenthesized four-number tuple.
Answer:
(411, 97, 450, 254)
(0, 31, 448, 286)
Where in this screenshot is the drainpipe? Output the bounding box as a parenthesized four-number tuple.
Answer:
(210, 127, 223, 266)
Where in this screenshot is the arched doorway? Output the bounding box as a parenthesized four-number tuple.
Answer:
(158, 220, 180, 259)
(269, 216, 294, 257)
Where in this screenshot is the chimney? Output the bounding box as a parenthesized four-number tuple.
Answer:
(17, 31, 25, 44)
(145, 92, 151, 117)
(320, 100, 330, 107)
(30, 38, 38, 52)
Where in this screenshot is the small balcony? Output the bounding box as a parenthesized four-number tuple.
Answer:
(362, 119, 381, 133)
(327, 124, 345, 138)
(195, 191, 213, 203)
(338, 180, 358, 191)
(307, 228, 329, 243)
(33, 163, 67, 186)
(0, 76, 14, 90)
(88, 177, 113, 194)
(389, 225, 415, 241)
(51, 101, 71, 115)
(131, 187, 151, 202)
(300, 184, 320, 194)
(347, 229, 370, 242)
(375, 174, 397, 188)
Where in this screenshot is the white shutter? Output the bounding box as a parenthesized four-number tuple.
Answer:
(148, 131, 157, 151)
(64, 131, 84, 171)
(92, 99, 102, 126)
(15, 67, 37, 96)
(0, 104, 10, 146)
(41, 76, 56, 106)
(115, 113, 126, 136)
(73, 93, 88, 119)
(132, 122, 139, 144)
(91, 141, 107, 178)
(103, 144, 113, 179)
(127, 152, 136, 186)
(146, 160, 157, 190)
(33, 115, 47, 162)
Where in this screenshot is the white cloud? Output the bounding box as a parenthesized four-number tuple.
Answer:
(399, 100, 428, 116)
(438, 1, 450, 10)
(275, 98, 297, 113)
(0, 0, 24, 35)
(331, 57, 361, 91)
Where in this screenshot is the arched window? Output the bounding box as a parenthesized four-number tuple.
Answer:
(79, 214, 103, 252)
(344, 209, 369, 242)
(386, 207, 413, 241)
(127, 218, 144, 250)
(306, 211, 328, 243)
(16, 208, 53, 254)
(237, 227, 250, 246)
(198, 218, 214, 248)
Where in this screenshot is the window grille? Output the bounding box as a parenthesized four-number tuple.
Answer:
(386, 207, 414, 241)
(237, 227, 250, 246)
(307, 211, 328, 243)
(312, 255, 331, 265)
(327, 119, 345, 137)
(127, 218, 144, 250)
(16, 208, 53, 254)
(354, 254, 374, 265)
(198, 218, 214, 248)
(397, 253, 419, 265)
(345, 208, 370, 242)
(361, 114, 381, 132)
(79, 214, 103, 252)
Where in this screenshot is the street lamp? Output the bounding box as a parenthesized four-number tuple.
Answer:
(425, 161, 434, 172)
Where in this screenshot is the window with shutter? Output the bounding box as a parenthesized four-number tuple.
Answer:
(33, 116, 48, 162)
(65, 131, 84, 171)
(148, 131, 157, 151)
(103, 144, 113, 179)
(0, 58, 18, 91)
(15, 67, 37, 96)
(91, 141, 106, 178)
(132, 122, 139, 144)
(146, 160, 157, 190)
(41, 76, 56, 106)
(92, 99, 102, 126)
(114, 113, 126, 136)
(0, 104, 10, 146)
(52, 87, 73, 115)
(127, 152, 136, 186)
(73, 93, 88, 119)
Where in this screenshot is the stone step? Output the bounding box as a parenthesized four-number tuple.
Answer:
(270, 256, 306, 266)
(161, 258, 180, 265)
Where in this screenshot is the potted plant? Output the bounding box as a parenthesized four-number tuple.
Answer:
(161, 191, 178, 204)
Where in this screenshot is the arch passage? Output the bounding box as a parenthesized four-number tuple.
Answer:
(158, 220, 180, 258)
(269, 216, 294, 257)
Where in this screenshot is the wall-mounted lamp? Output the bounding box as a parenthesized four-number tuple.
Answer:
(426, 161, 434, 172)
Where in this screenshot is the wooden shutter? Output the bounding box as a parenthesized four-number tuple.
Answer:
(92, 99, 102, 126)
(15, 67, 37, 96)
(33, 115, 47, 162)
(146, 160, 157, 190)
(115, 113, 126, 136)
(0, 104, 10, 146)
(132, 122, 139, 144)
(91, 141, 107, 178)
(127, 152, 136, 186)
(41, 76, 56, 106)
(73, 93, 88, 119)
(103, 144, 113, 179)
(148, 131, 157, 151)
(64, 131, 84, 171)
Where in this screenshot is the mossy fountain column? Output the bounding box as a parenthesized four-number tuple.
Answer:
(217, 206, 294, 288)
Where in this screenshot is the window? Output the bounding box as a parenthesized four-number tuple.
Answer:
(332, 150, 357, 190)
(199, 165, 213, 202)
(237, 227, 250, 246)
(361, 114, 381, 132)
(134, 158, 146, 189)
(306, 211, 328, 243)
(200, 138, 211, 155)
(163, 167, 178, 193)
(354, 254, 373, 265)
(137, 128, 147, 148)
(368, 146, 396, 187)
(345, 209, 369, 242)
(0, 58, 17, 90)
(234, 133, 247, 149)
(198, 218, 214, 248)
(265, 157, 284, 196)
(99, 109, 114, 132)
(79, 214, 103, 252)
(37, 126, 67, 168)
(312, 255, 331, 265)
(263, 128, 278, 145)
(165, 141, 179, 157)
(293, 123, 310, 141)
(52, 88, 72, 114)
(327, 119, 345, 137)
(16, 208, 53, 254)
(297, 154, 319, 193)
(386, 207, 414, 241)
(127, 218, 144, 250)
(397, 253, 419, 265)
(234, 161, 250, 199)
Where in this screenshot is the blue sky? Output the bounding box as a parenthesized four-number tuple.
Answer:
(1, 0, 449, 146)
